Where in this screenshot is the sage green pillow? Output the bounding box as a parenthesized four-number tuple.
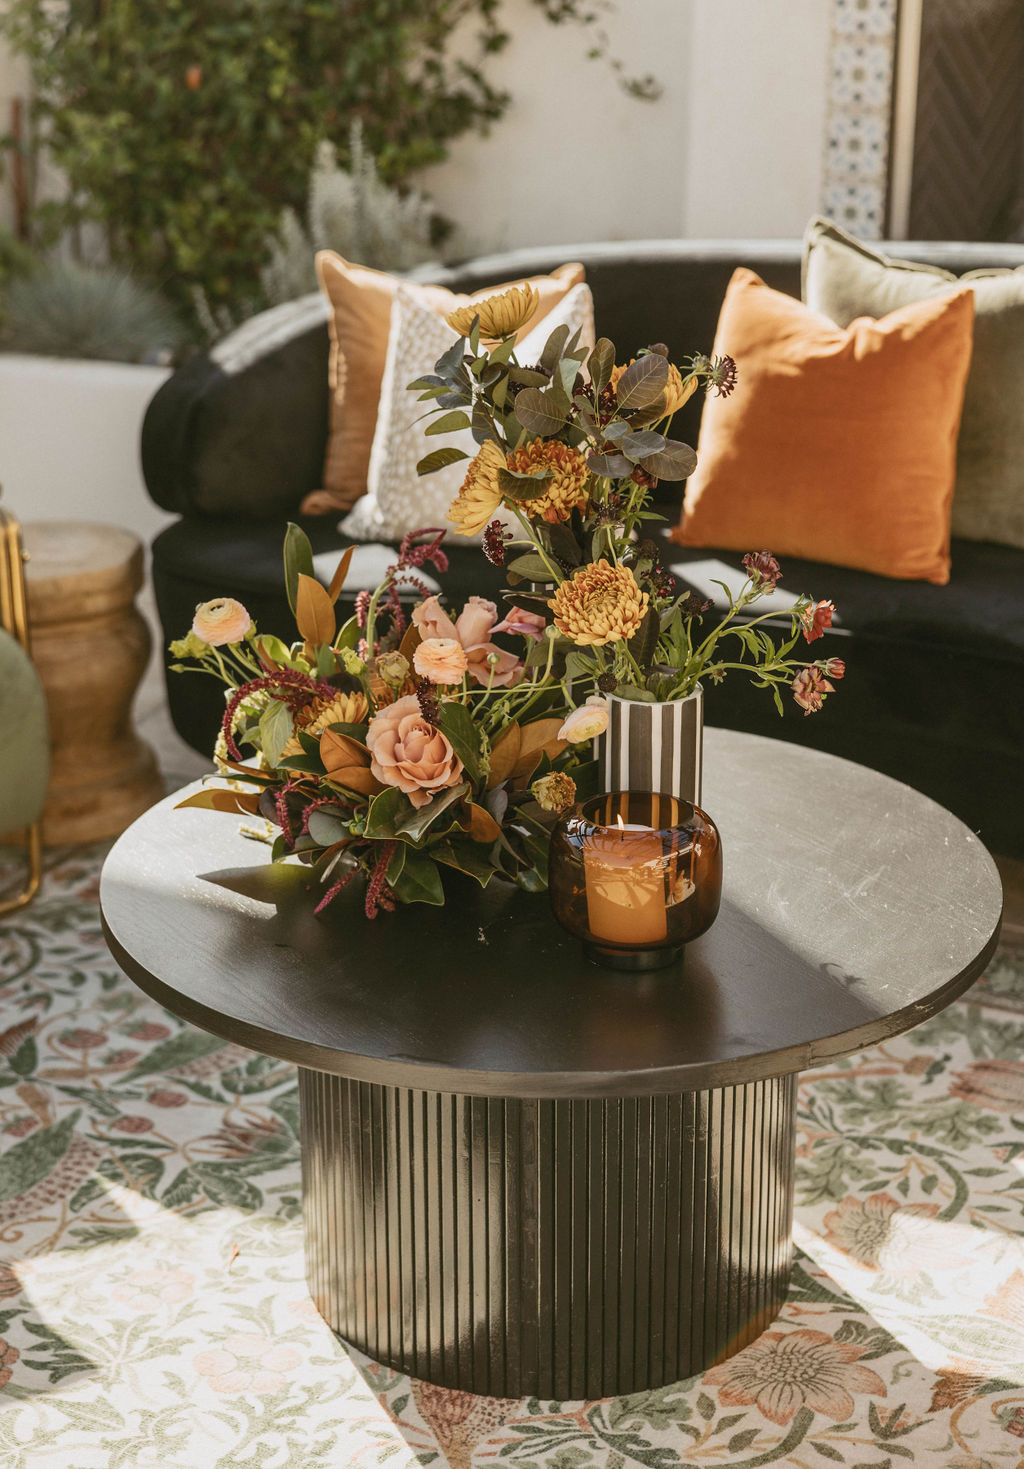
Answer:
(802, 216, 1024, 549)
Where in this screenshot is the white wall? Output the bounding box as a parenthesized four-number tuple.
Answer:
(423, 0, 833, 255)
(682, 1, 832, 238)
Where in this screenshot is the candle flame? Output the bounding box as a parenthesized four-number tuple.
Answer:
(617, 813, 625, 839)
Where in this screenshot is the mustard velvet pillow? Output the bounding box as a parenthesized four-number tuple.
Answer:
(305, 254, 586, 514)
(671, 268, 975, 585)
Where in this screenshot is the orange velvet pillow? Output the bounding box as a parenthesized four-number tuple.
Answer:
(671, 268, 976, 584)
(306, 254, 586, 514)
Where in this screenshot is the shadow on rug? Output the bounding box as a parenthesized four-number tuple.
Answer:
(0, 843, 1022, 1468)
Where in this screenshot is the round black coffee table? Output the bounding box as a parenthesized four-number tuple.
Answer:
(100, 728, 1002, 1399)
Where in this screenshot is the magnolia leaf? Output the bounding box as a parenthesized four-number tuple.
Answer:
(334, 613, 361, 650)
(464, 802, 502, 843)
(425, 409, 472, 436)
(587, 451, 632, 479)
(391, 854, 445, 906)
(540, 323, 571, 375)
(514, 388, 568, 437)
(587, 338, 615, 395)
(621, 429, 666, 460)
(433, 841, 494, 885)
(614, 354, 668, 412)
(283, 522, 314, 617)
(325, 767, 385, 797)
(255, 633, 297, 669)
(497, 467, 552, 501)
(259, 700, 293, 768)
(486, 723, 522, 789)
(174, 788, 262, 815)
(417, 446, 469, 477)
(276, 752, 326, 777)
(320, 728, 371, 775)
(295, 573, 336, 646)
(386, 843, 407, 884)
(398, 621, 422, 666)
(363, 786, 407, 839)
(640, 440, 699, 480)
(506, 553, 555, 582)
(395, 782, 470, 841)
(437, 702, 485, 783)
(512, 717, 568, 777)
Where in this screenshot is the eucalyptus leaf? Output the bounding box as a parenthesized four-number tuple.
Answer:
(513, 388, 567, 437)
(497, 466, 552, 500)
(545, 521, 583, 566)
(539, 323, 571, 375)
(307, 810, 352, 847)
(437, 390, 472, 410)
(621, 429, 666, 459)
(471, 406, 503, 446)
(614, 353, 669, 412)
(436, 337, 465, 380)
(602, 419, 631, 442)
(507, 553, 556, 582)
(587, 338, 615, 395)
(408, 374, 445, 391)
(508, 367, 550, 387)
(417, 446, 469, 477)
(424, 410, 472, 436)
(587, 451, 633, 478)
(640, 440, 699, 480)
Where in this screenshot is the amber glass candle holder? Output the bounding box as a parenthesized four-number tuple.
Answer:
(548, 791, 722, 971)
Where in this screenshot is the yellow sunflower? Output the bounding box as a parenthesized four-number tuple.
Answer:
(445, 283, 540, 340)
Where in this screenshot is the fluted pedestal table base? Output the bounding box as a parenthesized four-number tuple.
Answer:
(300, 1070, 796, 1399)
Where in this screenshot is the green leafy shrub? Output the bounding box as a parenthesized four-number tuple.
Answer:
(1, 0, 655, 333)
(260, 125, 440, 307)
(1, 262, 186, 363)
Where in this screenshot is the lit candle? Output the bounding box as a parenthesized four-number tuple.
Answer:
(582, 814, 668, 946)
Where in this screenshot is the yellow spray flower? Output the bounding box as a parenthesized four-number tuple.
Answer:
(447, 439, 506, 537)
(549, 562, 649, 646)
(609, 359, 697, 417)
(279, 690, 369, 760)
(445, 284, 540, 340)
(506, 439, 590, 524)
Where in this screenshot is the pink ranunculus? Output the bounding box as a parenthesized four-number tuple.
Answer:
(365, 694, 464, 808)
(558, 696, 610, 743)
(454, 596, 499, 649)
(192, 597, 252, 646)
(492, 605, 547, 641)
(413, 637, 469, 685)
(412, 595, 458, 642)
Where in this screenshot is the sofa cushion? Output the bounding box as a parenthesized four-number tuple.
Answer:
(310, 252, 586, 515)
(672, 267, 975, 584)
(804, 216, 1024, 550)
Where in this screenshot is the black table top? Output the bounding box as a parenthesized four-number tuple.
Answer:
(100, 729, 1003, 1099)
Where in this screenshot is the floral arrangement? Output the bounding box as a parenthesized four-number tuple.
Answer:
(169, 285, 845, 920)
(414, 285, 843, 715)
(169, 527, 600, 916)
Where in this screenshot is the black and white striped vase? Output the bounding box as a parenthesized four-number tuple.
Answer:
(597, 685, 703, 804)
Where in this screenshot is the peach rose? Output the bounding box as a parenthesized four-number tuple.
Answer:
(192, 597, 252, 646)
(412, 595, 458, 642)
(558, 696, 610, 743)
(365, 694, 464, 808)
(454, 596, 498, 648)
(413, 638, 469, 685)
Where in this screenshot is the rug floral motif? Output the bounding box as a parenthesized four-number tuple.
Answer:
(1, 843, 1022, 1468)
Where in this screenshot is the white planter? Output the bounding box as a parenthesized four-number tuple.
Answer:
(0, 354, 173, 542)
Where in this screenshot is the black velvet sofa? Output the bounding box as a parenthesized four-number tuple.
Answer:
(142, 240, 1024, 859)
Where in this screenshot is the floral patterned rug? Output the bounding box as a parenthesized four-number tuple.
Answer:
(1, 842, 1023, 1469)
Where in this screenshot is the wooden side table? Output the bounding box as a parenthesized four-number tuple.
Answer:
(100, 730, 1003, 1399)
(24, 521, 165, 845)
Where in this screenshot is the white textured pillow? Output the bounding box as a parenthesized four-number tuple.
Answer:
(341, 280, 595, 542)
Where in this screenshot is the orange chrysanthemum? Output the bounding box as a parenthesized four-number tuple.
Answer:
(506, 439, 589, 524)
(447, 440, 506, 537)
(548, 562, 649, 646)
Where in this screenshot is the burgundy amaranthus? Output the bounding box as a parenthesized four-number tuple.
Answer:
(221, 670, 336, 759)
